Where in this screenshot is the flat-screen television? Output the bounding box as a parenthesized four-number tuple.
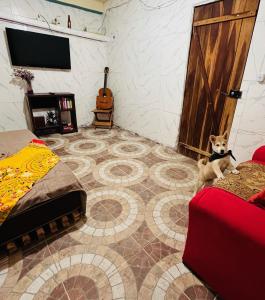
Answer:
(6, 27, 71, 69)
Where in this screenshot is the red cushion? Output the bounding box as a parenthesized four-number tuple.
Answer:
(252, 146, 265, 163)
(31, 138, 46, 145)
(248, 189, 265, 209)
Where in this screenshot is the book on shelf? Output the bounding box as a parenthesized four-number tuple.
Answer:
(59, 97, 73, 110)
(62, 124, 74, 132)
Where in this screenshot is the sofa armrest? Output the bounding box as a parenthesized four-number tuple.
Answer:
(190, 187, 265, 242)
(183, 187, 265, 300)
(252, 146, 265, 162)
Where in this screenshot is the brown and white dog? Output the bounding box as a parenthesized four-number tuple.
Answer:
(194, 131, 239, 193)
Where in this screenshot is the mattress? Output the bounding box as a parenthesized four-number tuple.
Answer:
(0, 129, 86, 219)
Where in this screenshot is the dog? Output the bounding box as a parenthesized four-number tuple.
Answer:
(194, 131, 239, 193)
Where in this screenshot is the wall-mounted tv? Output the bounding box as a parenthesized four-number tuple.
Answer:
(6, 27, 71, 69)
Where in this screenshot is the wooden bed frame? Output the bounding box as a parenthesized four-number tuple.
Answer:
(0, 191, 86, 253)
(0, 129, 87, 253)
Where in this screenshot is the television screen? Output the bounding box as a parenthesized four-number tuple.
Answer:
(6, 27, 71, 69)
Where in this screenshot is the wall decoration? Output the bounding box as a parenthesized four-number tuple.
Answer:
(46, 111, 58, 126)
(12, 68, 34, 94)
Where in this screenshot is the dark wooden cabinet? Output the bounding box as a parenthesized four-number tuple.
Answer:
(27, 93, 78, 136)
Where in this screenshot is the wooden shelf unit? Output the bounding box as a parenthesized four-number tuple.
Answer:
(27, 93, 78, 136)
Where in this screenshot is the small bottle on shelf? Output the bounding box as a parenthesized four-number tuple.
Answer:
(67, 15, 71, 29)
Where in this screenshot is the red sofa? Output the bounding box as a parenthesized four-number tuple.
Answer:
(183, 146, 265, 300)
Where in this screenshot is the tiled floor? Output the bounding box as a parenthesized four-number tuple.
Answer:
(0, 127, 216, 299)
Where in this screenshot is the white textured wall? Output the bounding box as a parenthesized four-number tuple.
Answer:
(105, 0, 197, 147)
(0, 0, 106, 131)
(105, 0, 265, 162)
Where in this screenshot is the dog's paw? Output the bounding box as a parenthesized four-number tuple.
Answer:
(217, 174, 225, 180)
(232, 169, 240, 175)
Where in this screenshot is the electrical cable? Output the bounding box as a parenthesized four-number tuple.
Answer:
(98, 0, 179, 33)
(98, 0, 133, 32)
(138, 0, 179, 10)
(37, 14, 52, 31)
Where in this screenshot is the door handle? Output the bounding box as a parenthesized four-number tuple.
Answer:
(221, 89, 242, 99)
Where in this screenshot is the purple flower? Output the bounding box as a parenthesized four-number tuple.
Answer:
(12, 68, 34, 83)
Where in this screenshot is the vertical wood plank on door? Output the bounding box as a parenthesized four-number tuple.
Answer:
(220, 0, 260, 134)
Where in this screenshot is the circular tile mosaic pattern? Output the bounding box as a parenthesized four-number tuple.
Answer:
(139, 253, 214, 300)
(180, 284, 214, 300)
(0, 267, 8, 288)
(1, 128, 217, 299)
(41, 136, 66, 150)
(93, 159, 149, 186)
(16, 245, 137, 300)
(119, 131, 144, 141)
(67, 139, 108, 156)
(70, 187, 145, 244)
(146, 191, 190, 249)
(152, 144, 186, 161)
(60, 155, 96, 178)
(82, 128, 117, 140)
(49, 275, 99, 299)
(109, 141, 151, 158)
(90, 199, 123, 222)
(0, 252, 23, 296)
(150, 161, 197, 190)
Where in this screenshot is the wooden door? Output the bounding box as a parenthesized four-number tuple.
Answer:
(178, 0, 260, 160)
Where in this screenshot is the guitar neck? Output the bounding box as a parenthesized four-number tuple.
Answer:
(103, 73, 108, 96)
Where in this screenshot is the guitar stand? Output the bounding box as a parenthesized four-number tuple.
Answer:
(92, 107, 113, 129)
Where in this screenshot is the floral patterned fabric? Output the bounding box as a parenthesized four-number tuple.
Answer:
(0, 143, 59, 225)
(214, 162, 265, 201)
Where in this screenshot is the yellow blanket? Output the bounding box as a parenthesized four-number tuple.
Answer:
(0, 143, 59, 225)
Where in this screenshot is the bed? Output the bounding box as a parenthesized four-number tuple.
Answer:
(0, 129, 87, 249)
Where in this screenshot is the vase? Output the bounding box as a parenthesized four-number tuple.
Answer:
(26, 81, 33, 94)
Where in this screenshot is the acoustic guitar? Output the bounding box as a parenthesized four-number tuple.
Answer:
(96, 67, 113, 110)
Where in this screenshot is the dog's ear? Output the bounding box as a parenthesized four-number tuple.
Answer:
(209, 135, 216, 143)
(223, 131, 228, 140)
